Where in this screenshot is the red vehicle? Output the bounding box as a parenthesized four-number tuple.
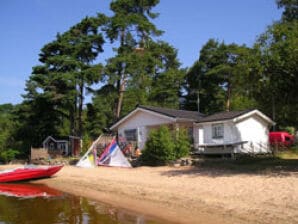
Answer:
(269, 131, 295, 147)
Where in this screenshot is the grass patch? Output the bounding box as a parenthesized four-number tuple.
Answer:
(195, 153, 298, 175)
(276, 152, 298, 159)
(275, 145, 298, 159)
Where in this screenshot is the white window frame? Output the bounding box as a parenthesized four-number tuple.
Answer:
(212, 123, 224, 139)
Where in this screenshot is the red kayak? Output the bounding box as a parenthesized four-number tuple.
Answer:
(0, 165, 63, 183)
(0, 183, 63, 198)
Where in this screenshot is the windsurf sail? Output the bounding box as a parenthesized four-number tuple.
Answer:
(76, 136, 101, 168)
(76, 136, 131, 168)
(97, 138, 131, 168)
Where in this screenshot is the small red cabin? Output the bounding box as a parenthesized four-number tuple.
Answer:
(269, 132, 294, 147)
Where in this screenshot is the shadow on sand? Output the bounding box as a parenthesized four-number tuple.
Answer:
(160, 156, 298, 178)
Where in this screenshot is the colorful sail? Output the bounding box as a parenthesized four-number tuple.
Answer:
(97, 139, 131, 168)
(77, 136, 131, 168)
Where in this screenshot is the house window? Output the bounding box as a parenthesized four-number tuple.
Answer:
(212, 124, 224, 139)
(124, 129, 137, 142)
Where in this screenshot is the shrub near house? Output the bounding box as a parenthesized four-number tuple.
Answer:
(141, 126, 190, 166)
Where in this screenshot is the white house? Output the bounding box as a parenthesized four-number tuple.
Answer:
(110, 105, 204, 149)
(193, 109, 275, 154)
(110, 105, 275, 155)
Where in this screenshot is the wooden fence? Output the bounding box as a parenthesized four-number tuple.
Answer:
(30, 147, 63, 160)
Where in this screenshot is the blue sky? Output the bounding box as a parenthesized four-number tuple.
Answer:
(0, 0, 282, 105)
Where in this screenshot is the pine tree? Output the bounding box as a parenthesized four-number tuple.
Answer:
(20, 15, 106, 144)
(184, 39, 258, 114)
(104, 0, 164, 119)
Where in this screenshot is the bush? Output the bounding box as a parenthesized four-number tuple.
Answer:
(141, 126, 190, 166)
(175, 128, 190, 158)
(0, 149, 20, 163)
(141, 126, 175, 166)
(280, 126, 295, 135)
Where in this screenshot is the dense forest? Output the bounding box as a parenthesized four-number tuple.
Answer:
(0, 0, 297, 160)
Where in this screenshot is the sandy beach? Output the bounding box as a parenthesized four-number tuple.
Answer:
(2, 164, 298, 224)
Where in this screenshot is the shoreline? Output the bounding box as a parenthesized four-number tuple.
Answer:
(2, 164, 298, 224)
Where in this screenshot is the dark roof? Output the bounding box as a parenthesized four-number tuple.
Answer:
(197, 109, 254, 123)
(138, 105, 204, 121)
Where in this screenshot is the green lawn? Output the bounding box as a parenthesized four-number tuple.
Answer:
(195, 146, 298, 175)
(276, 146, 298, 159)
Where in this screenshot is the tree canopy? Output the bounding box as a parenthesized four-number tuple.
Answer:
(183, 39, 259, 114)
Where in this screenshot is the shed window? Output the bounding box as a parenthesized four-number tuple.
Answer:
(124, 129, 137, 142)
(212, 124, 224, 139)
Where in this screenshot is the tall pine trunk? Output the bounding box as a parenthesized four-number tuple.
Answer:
(78, 79, 84, 137)
(70, 97, 77, 136)
(115, 30, 126, 120)
(116, 76, 126, 119)
(226, 82, 231, 111)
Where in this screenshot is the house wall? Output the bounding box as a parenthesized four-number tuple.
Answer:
(193, 126, 203, 147)
(117, 110, 174, 149)
(194, 115, 271, 154)
(194, 121, 238, 146)
(205, 121, 237, 144)
(56, 142, 69, 155)
(234, 115, 270, 153)
(44, 139, 57, 151)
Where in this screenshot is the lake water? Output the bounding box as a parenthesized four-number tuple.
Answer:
(0, 183, 168, 224)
